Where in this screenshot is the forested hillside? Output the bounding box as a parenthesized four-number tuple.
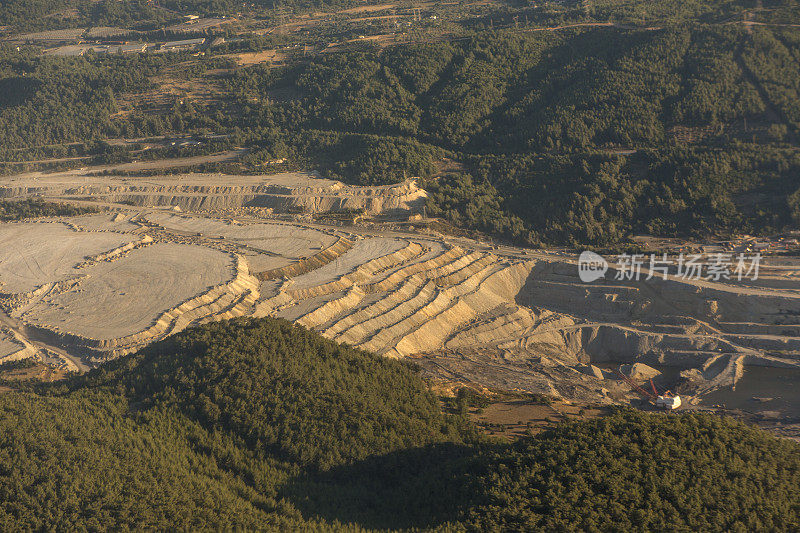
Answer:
(0, 318, 799, 530)
(228, 25, 800, 244)
(0, 0, 764, 32)
(2, 5, 800, 245)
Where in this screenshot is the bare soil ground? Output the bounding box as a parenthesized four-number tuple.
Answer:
(0, 222, 133, 293)
(470, 398, 608, 439)
(23, 243, 236, 340)
(327, 3, 399, 15)
(2, 164, 800, 426)
(228, 49, 288, 67)
(0, 363, 67, 384)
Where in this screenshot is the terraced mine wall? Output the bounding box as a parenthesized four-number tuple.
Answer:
(255, 237, 355, 280)
(503, 259, 800, 396)
(18, 255, 259, 362)
(0, 176, 428, 215)
(5, 208, 800, 404)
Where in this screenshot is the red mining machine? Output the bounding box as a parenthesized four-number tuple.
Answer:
(614, 367, 681, 410)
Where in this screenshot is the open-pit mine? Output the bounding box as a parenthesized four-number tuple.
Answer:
(3, 167, 800, 422)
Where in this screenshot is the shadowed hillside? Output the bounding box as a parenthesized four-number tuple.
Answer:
(0, 318, 799, 530)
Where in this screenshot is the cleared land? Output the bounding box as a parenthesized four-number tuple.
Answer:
(0, 222, 134, 293)
(146, 212, 337, 258)
(0, 169, 427, 214)
(2, 169, 800, 422)
(22, 243, 235, 340)
(290, 237, 407, 288)
(469, 398, 608, 439)
(0, 333, 25, 360)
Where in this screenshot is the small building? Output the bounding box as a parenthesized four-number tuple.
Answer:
(108, 43, 147, 54)
(160, 38, 205, 52)
(656, 395, 681, 410)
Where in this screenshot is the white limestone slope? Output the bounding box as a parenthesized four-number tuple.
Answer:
(4, 207, 800, 405)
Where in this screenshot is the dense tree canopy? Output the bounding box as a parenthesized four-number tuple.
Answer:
(0, 198, 97, 220)
(227, 25, 800, 245)
(70, 318, 468, 469)
(2, 11, 800, 245)
(0, 318, 799, 530)
(463, 410, 800, 531)
(221, 25, 800, 244)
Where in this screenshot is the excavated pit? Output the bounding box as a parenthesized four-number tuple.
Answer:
(2, 168, 800, 407)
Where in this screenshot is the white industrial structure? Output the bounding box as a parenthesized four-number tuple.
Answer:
(656, 395, 682, 410)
